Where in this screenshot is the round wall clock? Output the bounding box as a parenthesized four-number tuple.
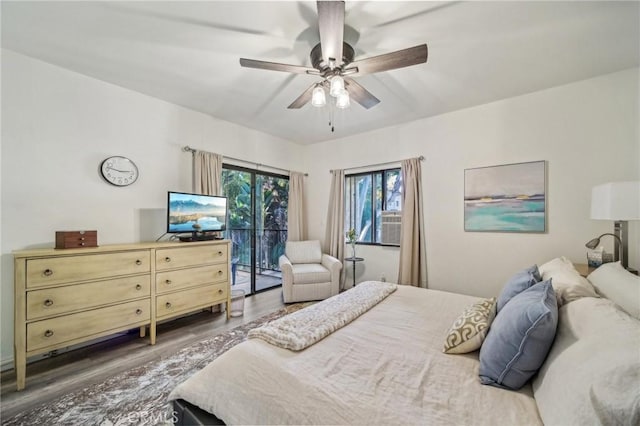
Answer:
(100, 156, 139, 187)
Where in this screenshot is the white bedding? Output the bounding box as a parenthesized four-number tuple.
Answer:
(169, 285, 542, 425)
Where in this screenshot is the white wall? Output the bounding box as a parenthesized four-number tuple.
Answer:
(304, 68, 640, 297)
(0, 50, 303, 366)
(2, 48, 638, 368)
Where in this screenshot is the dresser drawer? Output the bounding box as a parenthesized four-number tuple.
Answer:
(27, 275, 151, 320)
(26, 251, 151, 288)
(155, 245, 228, 271)
(26, 299, 150, 352)
(156, 265, 228, 294)
(156, 282, 227, 319)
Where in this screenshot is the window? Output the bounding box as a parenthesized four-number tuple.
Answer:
(345, 168, 402, 244)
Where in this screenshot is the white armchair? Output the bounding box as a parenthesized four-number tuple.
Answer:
(279, 240, 342, 303)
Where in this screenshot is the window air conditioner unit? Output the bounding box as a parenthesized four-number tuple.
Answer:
(381, 211, 402, 246)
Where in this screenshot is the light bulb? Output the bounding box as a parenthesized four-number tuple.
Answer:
(329, 76, 345, 98)
(311, 85, 326, 107)
(336, 90, 350, 109)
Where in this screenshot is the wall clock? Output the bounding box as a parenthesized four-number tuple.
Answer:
(100, 156, 139, 187)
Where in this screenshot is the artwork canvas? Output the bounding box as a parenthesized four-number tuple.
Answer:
(464, 161, 546, 232)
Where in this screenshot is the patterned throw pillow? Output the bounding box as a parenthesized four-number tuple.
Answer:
(443, 297, 497, 354)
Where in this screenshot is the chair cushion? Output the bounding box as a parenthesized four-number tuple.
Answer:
(291, 264, 331, 284)
(286, 240, 323, 264)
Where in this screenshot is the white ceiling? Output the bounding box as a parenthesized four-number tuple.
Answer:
(2, 1, 639, 145)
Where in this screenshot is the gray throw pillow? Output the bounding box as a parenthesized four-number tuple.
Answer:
(496, 265, 541, 312)
(479, 279, 558, 390)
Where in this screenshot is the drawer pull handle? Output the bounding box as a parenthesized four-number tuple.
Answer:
(217, 251, 223, 256)
(43, 269, 53, 277)
(80, 237, 85, 241)
(43, 299, 54, 307)
(135, 284, 142, 290)
(218, 289, 224, 294)
(217, 270, 223, 275)
(165, 279, 172, 285)
(165, 257, 171, 263)
(166, 302, 172, 309)
(135, 259, 142, 265)
(44, 330, 54, 338)
(136, 309, 143, 315)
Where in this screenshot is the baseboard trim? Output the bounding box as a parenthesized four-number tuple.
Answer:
(1, 331, 132, 373)
(1, 356, 15, 372)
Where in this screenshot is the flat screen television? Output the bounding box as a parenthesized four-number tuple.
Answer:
(167, 191, 227, 239)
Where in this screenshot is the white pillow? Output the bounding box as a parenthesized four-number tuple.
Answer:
(532, 297, 640, 425)
(587, 261, 640, 320)
(539, 257, 599, 306)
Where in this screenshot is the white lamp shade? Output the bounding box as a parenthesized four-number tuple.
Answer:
(311, 85, 326, 107)
(335, 90, 350, 109)
(590, 181, 640, 220)
(329, 76, 345, 98)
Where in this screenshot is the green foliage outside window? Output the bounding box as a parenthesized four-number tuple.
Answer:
(345, 168, 402, 245)
(222, 168, 288, 272)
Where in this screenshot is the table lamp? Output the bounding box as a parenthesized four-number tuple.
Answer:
(589, 181, 640, 269)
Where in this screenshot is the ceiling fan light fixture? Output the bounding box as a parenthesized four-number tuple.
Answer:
(336, 90, 350, 109)
(329, 75, 345, 98)
(240, 2, 428, 113)
(311, 84, 326, 107)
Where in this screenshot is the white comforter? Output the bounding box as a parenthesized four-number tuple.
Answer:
(169, 285, 542, 425)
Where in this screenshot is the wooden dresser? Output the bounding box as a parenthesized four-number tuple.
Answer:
(13, 240, 231, 390)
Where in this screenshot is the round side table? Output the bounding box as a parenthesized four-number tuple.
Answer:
(344, 256, 364, 287)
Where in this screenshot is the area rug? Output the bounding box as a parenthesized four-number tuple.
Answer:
(3, 304, 307, 426)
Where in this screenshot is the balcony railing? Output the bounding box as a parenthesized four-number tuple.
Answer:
(227, 228, 287, 293)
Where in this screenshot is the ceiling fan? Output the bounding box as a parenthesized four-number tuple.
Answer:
(239, 1, 428, 110)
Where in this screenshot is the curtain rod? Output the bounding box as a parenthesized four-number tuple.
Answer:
(182, 146, 308, 176)
(333, 155, 425, 173)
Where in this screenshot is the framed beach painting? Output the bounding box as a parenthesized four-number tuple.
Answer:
(464, 160, 546, 232)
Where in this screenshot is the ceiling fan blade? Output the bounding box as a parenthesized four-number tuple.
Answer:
(109, 4, 276, 37)
(317, 1, 345, 66)
(287, 83, 317, 109)
(372, 2, 461, 29)
(344, 78, 380, 109)
(345, 44, 428, 76)
(240, 58, 318, 75)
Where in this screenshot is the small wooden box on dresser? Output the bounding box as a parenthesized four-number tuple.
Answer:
(13, 240, 231, 391)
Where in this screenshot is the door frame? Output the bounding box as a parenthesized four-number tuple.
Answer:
(222, 163, 288, 295)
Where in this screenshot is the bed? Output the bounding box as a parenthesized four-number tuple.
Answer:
(169, 258, 640, 425)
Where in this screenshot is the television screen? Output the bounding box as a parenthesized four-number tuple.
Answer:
(167, 191, 227, 234)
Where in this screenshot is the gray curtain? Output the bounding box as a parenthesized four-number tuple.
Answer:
(194, 151, 223, 196)
(324, 169, 346, 288)
(287, 172, 305, 241)
(397, 157, 427, 287)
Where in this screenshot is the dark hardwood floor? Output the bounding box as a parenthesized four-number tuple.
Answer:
(0, 287, 284, 420)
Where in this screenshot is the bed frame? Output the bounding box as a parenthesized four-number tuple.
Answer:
(173, 399, 225, 425)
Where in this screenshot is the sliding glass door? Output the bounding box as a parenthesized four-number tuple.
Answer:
(222, 165, 288, 295)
